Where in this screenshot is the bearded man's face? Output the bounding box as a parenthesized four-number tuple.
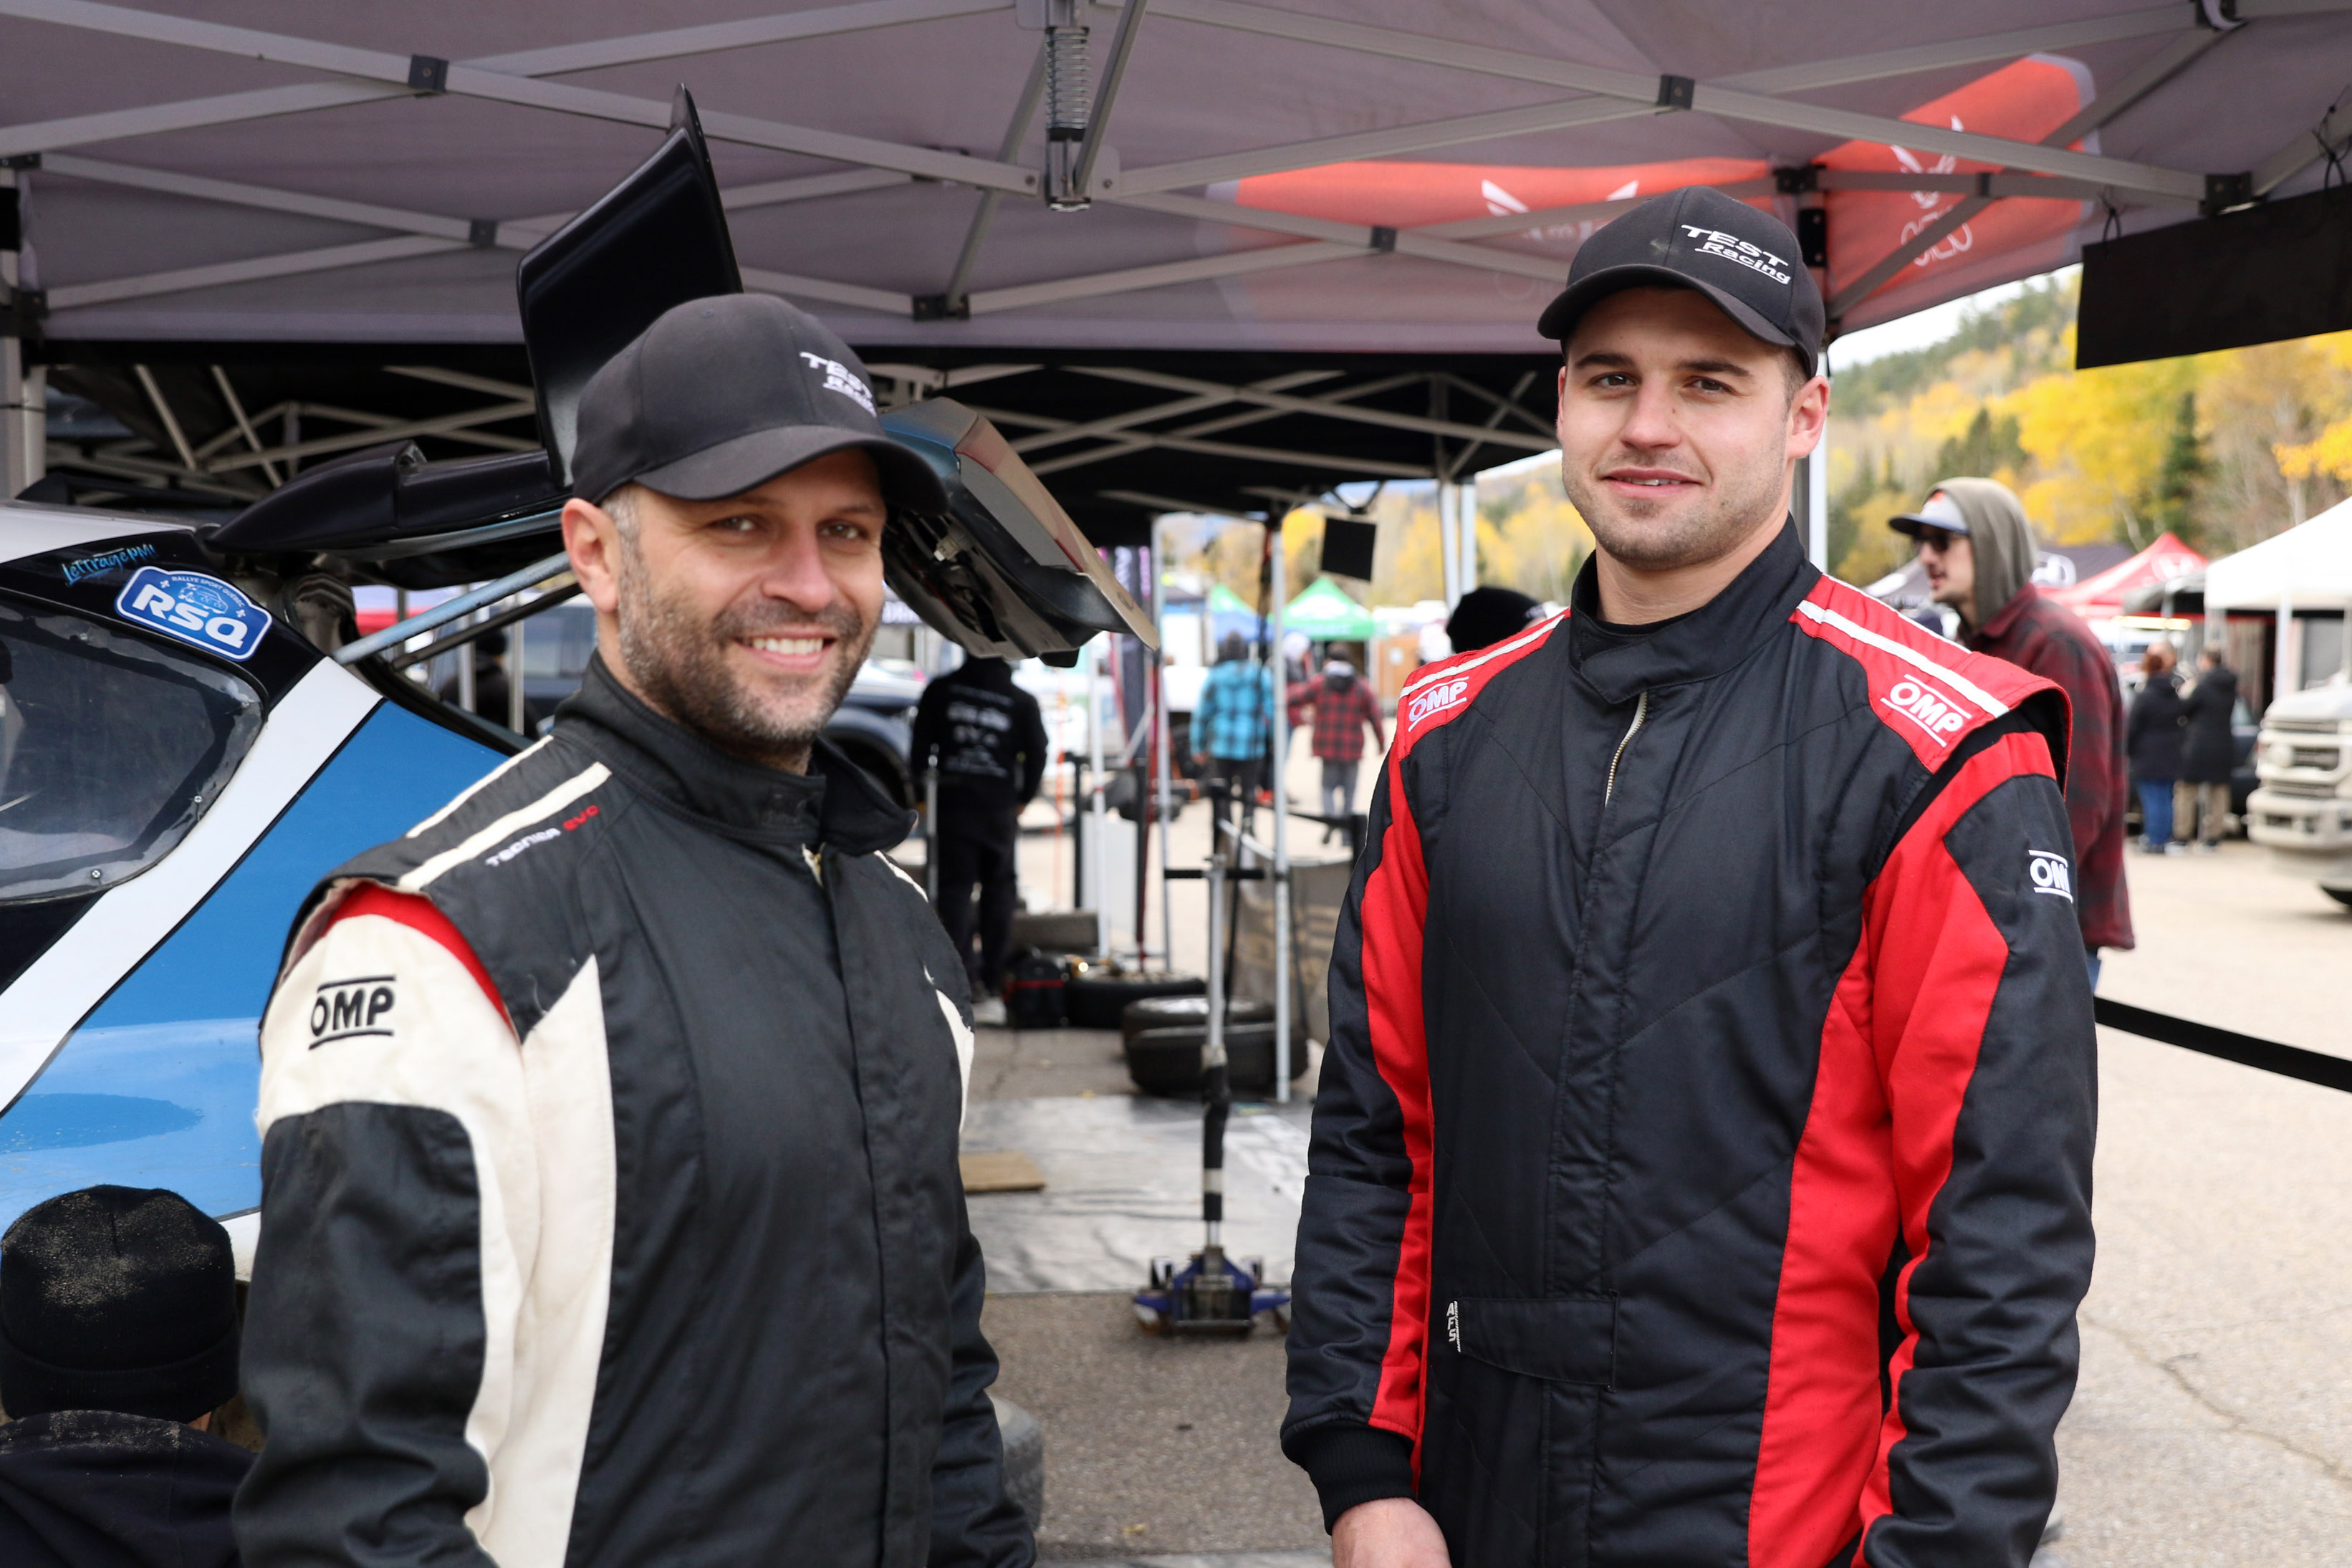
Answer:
(570, 449, 888, 771)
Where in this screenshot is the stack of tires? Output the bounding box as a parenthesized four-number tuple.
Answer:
(1060, 969, 1203, 1029)
(1120, 994, 1305, 1096)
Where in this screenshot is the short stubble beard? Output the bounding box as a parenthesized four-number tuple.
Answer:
(612, 525, 873, 771)
(1561, 441, 1790, 576)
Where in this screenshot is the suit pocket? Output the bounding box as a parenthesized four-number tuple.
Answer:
(1445, 1294, 1616, 1387)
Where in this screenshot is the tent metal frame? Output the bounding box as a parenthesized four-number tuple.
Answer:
(5, 0, 2351, 331)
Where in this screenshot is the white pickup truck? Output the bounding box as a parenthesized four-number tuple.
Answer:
(2247, 681, 2352, 908)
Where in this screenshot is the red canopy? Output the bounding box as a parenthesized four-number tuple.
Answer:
(2045, 532, 2205, 619)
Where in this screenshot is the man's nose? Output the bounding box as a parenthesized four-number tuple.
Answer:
(1617, 382, 1683, 449)
(761, 524, 839, 610)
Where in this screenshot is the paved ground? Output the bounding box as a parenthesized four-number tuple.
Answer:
(985, 1292, 1324, 1562)
(2055, 840, 2352, 1567)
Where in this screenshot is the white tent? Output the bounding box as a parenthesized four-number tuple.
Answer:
(2205, 496, 2352, 611)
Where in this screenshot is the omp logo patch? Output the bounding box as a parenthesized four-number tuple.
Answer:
(1407, 677, 1470, 728)
(799, 351, 876, 415)
(311, 976, 397, 1047)
(115, 566, 267, 661)
(2028, 850, 2074, 901)
(1679, 223, 1792, 284)
(1881, 676, 1969, 746)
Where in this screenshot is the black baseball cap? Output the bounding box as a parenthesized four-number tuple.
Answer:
(571, 293, 947, 514)
(1536, 186, 1825, 377)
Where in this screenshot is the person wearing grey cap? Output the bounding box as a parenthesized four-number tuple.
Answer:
(1287, 188, 2093, 1568)
(239, 294, 1032, 1568)
(1891, 478, 2133, 979)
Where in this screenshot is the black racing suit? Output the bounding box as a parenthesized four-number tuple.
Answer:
(238, 656, 1030, 1568)
(1283, 524, 2096, 1567)
(911, 660, 1049, 992)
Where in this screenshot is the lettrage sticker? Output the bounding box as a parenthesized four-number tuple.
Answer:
(115, 565, 269, 662)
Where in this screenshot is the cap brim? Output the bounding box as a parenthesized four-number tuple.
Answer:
(1888, 514, 1967, 539)
(1537, 263, 1811, 375)
(628, 424, 949, 514)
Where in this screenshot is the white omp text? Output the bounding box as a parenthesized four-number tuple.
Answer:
(2028, 850, 2074, 901)
(1407, 677, 1471, 728)
(1679, 224, 1792, 285)
(1882, 677, 1969, 746)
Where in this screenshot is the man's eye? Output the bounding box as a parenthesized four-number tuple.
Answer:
(1689, 378, 1731, 395)
(1592, 372, 1633, 389)
(824, 521, 876, 543)
(712, 515, 759, 534)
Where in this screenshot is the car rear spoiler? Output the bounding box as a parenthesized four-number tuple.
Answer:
(211, 89, 1152, 656)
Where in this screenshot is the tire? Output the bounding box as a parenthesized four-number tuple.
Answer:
(2325, 887, 2352, 910)
(1062, 972, 1204, 1030)
(1123, 996, 1287, 1095)
(990, 1396, 1045, 1532)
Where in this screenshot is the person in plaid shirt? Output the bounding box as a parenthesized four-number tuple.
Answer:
(1289, 658, 1386, 838)
(1892, 478, 2133, 985)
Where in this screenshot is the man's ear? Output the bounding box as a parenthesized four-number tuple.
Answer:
(562, 498, 623, 615)
(1787, 373, 1830, 461)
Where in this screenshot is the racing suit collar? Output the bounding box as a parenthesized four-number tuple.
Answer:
(1565, 517, 1816, 705)
(559, 655, 914, 852)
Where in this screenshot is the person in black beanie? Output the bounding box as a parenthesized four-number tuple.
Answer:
(0, 1185, 251, 1568)
(1441, 585, 1543, 655)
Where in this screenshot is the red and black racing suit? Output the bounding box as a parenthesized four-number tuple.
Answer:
(1282, 523, 2096, 1567)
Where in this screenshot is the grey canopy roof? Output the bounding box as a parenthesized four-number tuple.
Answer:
(4, 0, 2349, 533)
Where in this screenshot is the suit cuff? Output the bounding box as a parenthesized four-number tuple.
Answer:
(1284, 1422, 1416, 1532)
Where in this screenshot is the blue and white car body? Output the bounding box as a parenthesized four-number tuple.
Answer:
(1, 504, 507, 1267)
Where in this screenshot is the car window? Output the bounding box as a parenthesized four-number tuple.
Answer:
(0, 598, 262, 903)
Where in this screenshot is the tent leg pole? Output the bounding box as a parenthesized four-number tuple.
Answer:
(1270, 509, 1292, 1104)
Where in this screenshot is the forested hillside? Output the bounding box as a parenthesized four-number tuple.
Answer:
(1823, 274, 2352, 585)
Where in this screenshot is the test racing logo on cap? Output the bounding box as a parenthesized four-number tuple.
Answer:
(115, 565, 268, 661)
(1679, 223, 1792, 285)
(1881, 676, 1969, 746)
(1407, 677, 1470, 728)
(800, 351, 876, 415)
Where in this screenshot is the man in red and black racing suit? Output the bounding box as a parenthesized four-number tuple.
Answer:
(1283, 189, 2094, 1568)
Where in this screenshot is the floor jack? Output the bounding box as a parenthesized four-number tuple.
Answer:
(1136, 806, 1291, 1335)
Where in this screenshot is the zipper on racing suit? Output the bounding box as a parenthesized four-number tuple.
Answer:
(1604, 691, 1648, 806)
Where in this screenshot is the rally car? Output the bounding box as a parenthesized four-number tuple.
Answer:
(0, 94, 1150, 1256)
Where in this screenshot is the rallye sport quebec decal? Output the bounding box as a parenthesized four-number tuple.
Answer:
(115, 565, 269, 662)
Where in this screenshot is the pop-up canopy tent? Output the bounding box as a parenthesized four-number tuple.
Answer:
(2045, 529, 2206, 619)
(4, 1, 2351, 542)
(1282, 576, 1378, 641)
(2206, 497, 2352, 612)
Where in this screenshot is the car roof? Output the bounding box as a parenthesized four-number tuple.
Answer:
(0, 502, 191, 568)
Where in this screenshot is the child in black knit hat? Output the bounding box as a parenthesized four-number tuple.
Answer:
(0, 1185, 251, 1568)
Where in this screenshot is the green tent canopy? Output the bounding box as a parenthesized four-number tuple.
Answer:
(1284, 578, 1379, 641)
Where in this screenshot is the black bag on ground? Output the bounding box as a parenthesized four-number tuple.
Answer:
(1002, 949, 1067, 1029)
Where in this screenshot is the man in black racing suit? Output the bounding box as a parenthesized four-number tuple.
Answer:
(238, 296, 1033, 1568)
(1284, 190, 2095, 1568)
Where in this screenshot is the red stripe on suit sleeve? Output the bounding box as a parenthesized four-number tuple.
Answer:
(330, 881, 510, 1029)
(1856, 733, 2055, 1549)
(1750, 731, 2057, 1562)
(1362, 738, 1436, 1456)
